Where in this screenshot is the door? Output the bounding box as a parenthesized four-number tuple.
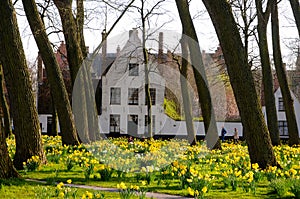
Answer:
(128, 115, 138, 136)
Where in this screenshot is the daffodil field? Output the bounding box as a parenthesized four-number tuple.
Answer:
(4, 135, 300, 198)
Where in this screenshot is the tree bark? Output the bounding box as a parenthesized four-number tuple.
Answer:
(0, 0, 46, 169)
(175, 0, 221, 149)
(54, 0, 99, 143)
(289, 0, 300, 39)
(0, 65, 12, 138)
(76, 0, 87, 58)
(202, 0, 279, 169)
(140, 0, 153, 137)
(0, 119, 20, 179)
(22, 0, 80, 145)
(271, 2, 299, 145)
(255, 0, 280, 146)
(53, 0, 83, 85)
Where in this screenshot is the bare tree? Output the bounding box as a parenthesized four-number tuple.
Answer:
(271, 1, 299, 145)
(132, 0, 167, 137)
(22, 0, 80, 145)
(202, 0, 279, 169)
(255, 0, 280, 145)
(0, 0, 46, 169)
(230, 0, 257, 64)
(0, 65, 12, 138)
(176, 0, 221, 149)
(289, 0, 300, 38)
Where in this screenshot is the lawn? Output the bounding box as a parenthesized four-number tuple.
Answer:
(3, 135, 300, 199)
(0, 178, 124, 199)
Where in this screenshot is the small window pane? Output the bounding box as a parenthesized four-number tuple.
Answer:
(129, 63, 139, 76)
(278, 121, 288, 136)
(128, 88, 139, 105)
(278, 97, 285, 111)
(110, 114, 120, 133)
(110, 87, 121, 105)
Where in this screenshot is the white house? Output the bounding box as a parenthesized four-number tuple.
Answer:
(99, 29, 166, 137)
(262, 88, 300, 138)
(38, 29, 244, 139)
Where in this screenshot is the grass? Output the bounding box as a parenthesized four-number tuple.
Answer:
(0, 178, 125, 199)
(20, 165, 285, 199)
(5, 136, 300, 199)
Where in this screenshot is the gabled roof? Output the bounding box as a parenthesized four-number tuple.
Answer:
(88, 53, 116, 77)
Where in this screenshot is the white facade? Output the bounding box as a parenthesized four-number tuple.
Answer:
(38, 31, 300, 140)
(262, 88, 300, 138)
(99, 30, 165, 136)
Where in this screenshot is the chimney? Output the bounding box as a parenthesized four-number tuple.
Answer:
(116, 45, 120, 56)
(129, 29, 133, 38)
(101, 29, 107, 68)
(158, 32, 163, 63)
(37, 52, 43, 84)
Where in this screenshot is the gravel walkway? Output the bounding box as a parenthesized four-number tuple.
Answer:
(25, 179, 191, 199)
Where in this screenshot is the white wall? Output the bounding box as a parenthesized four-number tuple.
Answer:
(262, 88, 300, 137)
(38, 114, 60, 133)
(100, 30, 166, 136)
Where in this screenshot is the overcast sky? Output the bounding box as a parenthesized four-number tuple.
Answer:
(17, 0, 298, 68)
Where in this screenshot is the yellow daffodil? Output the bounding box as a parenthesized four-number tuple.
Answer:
(187, 187, 194, 196)
(202, 186, 208, 193)
(58, 192, 64, 198)
(85, 191, 93, 199)
(117, 182, 127, 190)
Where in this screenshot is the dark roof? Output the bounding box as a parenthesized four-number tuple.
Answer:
(88, 53, 116, 77)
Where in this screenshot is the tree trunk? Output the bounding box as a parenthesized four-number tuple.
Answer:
(53, 0, 83, 85)
(202, 0, 279, 169)
(0, 65, 12, 138)
(0, 0, 46, 169)
(143, 47, 153, 138)
(54, 0, 99, 143)
(140, 1, 153, 138)
(0, 119, 20, 179)
(289, 0, 300, 38)
(22, 0, 80, 145)
(179, 36, 197, 145)
(255, 0, 280, 146)
(175, 0, 221, 149)
(76, 0, 87, 58)
(271, 2, 299, 145)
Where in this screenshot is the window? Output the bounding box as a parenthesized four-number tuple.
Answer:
(278, 97, 285, 111)
(145, 115, 155, 134)
(128, 88, 139, 105)
(278, 121, 288, 136)
(129, 63, 139, 76)
(110, 87, 121, 105)
(128, 115, 138, 135)
(145, 88, 156, 105)
(110, 114, 120, 133)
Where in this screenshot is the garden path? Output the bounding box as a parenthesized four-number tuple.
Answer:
(25, 179, 191, 199)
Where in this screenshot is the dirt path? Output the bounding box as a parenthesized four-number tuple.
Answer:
(25, 179, 191, 199)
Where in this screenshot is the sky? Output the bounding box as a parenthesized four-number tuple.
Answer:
(17, 0, 299, 68)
